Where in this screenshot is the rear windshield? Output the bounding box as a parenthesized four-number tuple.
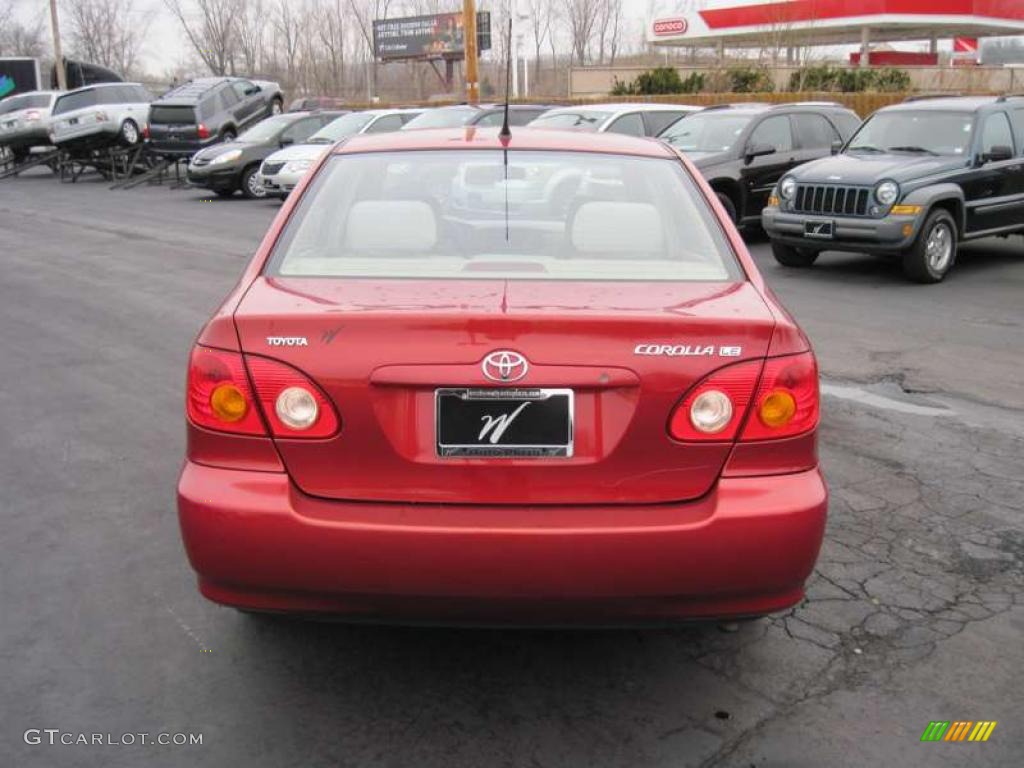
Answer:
(0, 93, 52, 114)
(149, 105, 196, 125)
(267, 150, 741, 282)
(402, 107, 478, 130)
(528, 110, 613, 131)
(52, 89, 99, 115)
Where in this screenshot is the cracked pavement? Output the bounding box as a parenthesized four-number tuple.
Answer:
(1, 172, 1021, 766)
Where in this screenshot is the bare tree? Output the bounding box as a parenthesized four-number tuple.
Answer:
(164, 0, 242, 76)
(234, 0, 266, 75)
(562, 0, 599, 66)
(525, 0, 551, 82)
(271, 0, 306, 88)
(65, 0, 152, 77)
(313, 0, 347, 94)
(0, 1, 47, 58)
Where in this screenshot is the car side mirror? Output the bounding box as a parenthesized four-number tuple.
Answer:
(982, 145, 1013, 163)
(744, 143, 776, 163)
(279, 136, 294, 147)
(245, 86, 261, 96)
(830, 140, 844, 155)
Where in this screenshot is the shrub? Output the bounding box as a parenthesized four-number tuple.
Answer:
(872, 68, 912, 92)
(727, 66, 774, 93)
(788, 65, 911, 93)
(609, 67, 705, 96)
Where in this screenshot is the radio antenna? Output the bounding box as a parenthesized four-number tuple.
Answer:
(499, 17, 512, 139)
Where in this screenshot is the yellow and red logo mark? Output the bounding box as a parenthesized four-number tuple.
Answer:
(921, 721, 997, 742)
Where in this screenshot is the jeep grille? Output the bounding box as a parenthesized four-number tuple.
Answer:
(793, 184, 871, 217)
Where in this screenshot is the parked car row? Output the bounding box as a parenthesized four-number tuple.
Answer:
(0, 76, 283, 158)
(4, 88, 1023, 282)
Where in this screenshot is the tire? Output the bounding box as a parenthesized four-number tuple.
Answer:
(269, 98, 283, 116)
(214, 188, 235, 198)
(715, 192, 738, 225)
(902, 209, 957, 283)
(221, 128, 236, 142)
(240, 165, 267, 199)
(119, 119, 141, 147)
(771, 241, 819, 268)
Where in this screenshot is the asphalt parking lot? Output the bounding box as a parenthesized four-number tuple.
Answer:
(1, 168, 1022, 767)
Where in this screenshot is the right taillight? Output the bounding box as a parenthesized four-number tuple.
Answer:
(197, 123, 210, 139)
(740, 352, 819, 440)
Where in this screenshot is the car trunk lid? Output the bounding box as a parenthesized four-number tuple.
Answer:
(233, 276, 776, 505)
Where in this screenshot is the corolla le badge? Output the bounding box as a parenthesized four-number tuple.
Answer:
(482, 350, 529, 382)
(634, 344, 742, 357)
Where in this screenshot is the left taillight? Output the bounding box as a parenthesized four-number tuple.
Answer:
(186, 346, 265, 435)
(186, 346, 340, 439)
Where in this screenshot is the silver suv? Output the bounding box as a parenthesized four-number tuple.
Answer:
(0, 91, 59, 160)
(50, 83, 152, 150)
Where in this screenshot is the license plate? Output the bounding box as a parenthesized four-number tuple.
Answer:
(436, 388, 573, 458)
(804, 220, 834, 239)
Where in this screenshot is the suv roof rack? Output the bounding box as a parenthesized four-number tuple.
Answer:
(902, 93, 963, 103)
(774, 100, 844, 109)
(701, 102, 769, 112)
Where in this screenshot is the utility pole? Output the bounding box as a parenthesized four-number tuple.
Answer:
(49, 0, 67, 90)
(463, 0, 479, 104)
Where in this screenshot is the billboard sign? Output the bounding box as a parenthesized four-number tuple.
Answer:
(373, 12, 491, 60)
(0, 58, 42, 99)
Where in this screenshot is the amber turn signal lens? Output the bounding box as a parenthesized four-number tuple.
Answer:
(759, 389, 796, 428)
(767, 195, 780, 207)
(210, 383, 248, 422)
(890, 204, 922, 216)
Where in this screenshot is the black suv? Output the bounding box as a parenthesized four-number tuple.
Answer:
(660, 102, 862, 227)
(146, 77, 284, 158)
(763, 95, 1024, 282)
(186, 111, 341, 198)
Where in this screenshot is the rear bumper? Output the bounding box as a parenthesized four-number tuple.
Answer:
(762, 207, 920, 254)
(0, 125, 51, 150)
(178, 461, 828, 624)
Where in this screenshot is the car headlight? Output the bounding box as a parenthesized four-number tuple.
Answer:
(283, 160, 312, 174)
(875, 181, 899, 206)
(210, 149, 242, 165)
(779, 176, 797, 200)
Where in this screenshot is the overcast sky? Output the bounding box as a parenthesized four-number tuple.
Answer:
(11, 0, 966, 77)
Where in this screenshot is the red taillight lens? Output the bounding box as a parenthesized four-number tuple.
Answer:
(25, 110, 41, 121)
(245, 356, 339, 438)
(741, 352, 819, 440)
(186, 346, 265, 435)
(668, 360, 761, 441)
(141, 123, 149, 139)
(197, 123, 210, 139)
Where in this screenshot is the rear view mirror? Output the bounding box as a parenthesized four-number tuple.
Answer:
(831, 140, 844, 155)
(744, 143, 776, 162)
(982, 145, 1013, 163)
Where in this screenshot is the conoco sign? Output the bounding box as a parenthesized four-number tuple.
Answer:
(653, 18, 688, 36)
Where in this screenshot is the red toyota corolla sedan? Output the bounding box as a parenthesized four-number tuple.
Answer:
(177, 126, 827, 624)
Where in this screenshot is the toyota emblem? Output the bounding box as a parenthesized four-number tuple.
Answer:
(482, 350, 529, 382)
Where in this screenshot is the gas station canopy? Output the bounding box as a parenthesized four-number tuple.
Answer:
(648, 0, 1024, 48)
